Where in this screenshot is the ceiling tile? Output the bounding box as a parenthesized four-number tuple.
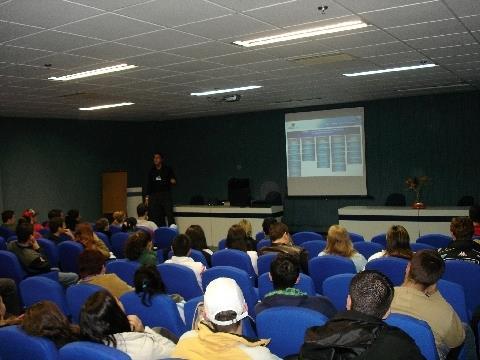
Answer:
(67, 0, 153, 11)
(318, 29, 399, 50)
(120, 67, 183, 80)
(117, 29, 209, 51)
(385, 18, 468, 39)
(366, 51, 426, 66)
(0, 0, 102, 28)
(0, 21, 43, 43)
(25, 53, 103, 70)
(343, 42, 413, 58)
(122, 51, 191, 67)
(460, 14, 480, 32)
(162, 73, 212, 84)
(67, 42, 151, 61)
(56, 13, 160, 41)
(258, 39, 334, 58)
(334, 0, 435, 13)
(159, 60, 221, 72)
(0, 64, 52, 79)
(237, 58, 298, 72)
(208, 0, 293, 12)
(166, 41, 246, 60)
(0, 45, 52, 64)
(208, 50, 276, 66)
(116, 0, 233, 27)
(443, 0, 480, 17)
(194, 66, 255, 78)
(405, 32, 478, 50)
(421, 43, 480, 58)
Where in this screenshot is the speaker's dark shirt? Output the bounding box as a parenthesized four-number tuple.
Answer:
(146, 165, 175, 195)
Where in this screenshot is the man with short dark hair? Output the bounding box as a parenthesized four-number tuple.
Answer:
(136, 203, 158, 232)
(1, 210, 16, 232)
(48, 217, 73, 244)
(255, 254, 336, 317)
(391, 250, 465, 359)
(261, 217, 277, 240)
(47, 209, 64, 221)
(438, 216, 480, 264)
(299, 270, 423, 359)
(8, 223, 78, 287)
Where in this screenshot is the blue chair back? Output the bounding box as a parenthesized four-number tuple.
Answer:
(120, 292, 186, 337)
(292, 231, 324, 245)
(38, 228, 51, 238)
(211, 249, 256, 284)
(0, 227, 15, 240)
(349, 232, 365, 242)
(386, 313, 439, 360)
(256, 238, 271, 251)
(437, 279, 468, 323)
(0, 237, 5, 251)
(257, 253, 277, 275)
(322, 273, 355, 311)
(0, 325, 58, 360)
(184, 295, 203, 330)
(94, 232, 111, 251)
(58, 241, 84, 274)
(365, 257, 409, 286)
(257, 306, 328, 358)
(309, 255, 356, 294)
(109, 225, 122, 235)
(66, 283, 103, 324)
(416, 234, 452, 248)
(38, 238, 59, 267)
(6, 235, 17, 243)
(105, 260, 140, 286)
(217, 238, 226, 250)
(20, 276, 70, 316)
(0, 250, 27, 284)
(411, 242, 436, 252)
(157, 263, 203, 300)
(153, 227, 177, 249)
(258, 272, 316, 299)
(59, 341, 130, 360)
(202, 266, 259, 318)
(442, 260, 480, 318)
(110, 232, 129, 258)
(353, 241, 384, 260)
(255, 231, 265, 241)
(301, 240, 327, 260)
(371, 233, 387, 248)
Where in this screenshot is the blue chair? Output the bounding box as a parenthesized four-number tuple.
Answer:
(167, 249, 208, 267)
(202, 266, 259, 318)
(59, 341, 130, 360)
(0, 250, 27, 284)
(66, 283, 103, 324)
(437, 279, 468, 323)
(257, 306, 328, 358)
(184, 295, 204, 330)
(365, 257, 409, 286)
(110, 232, 129, 258)
(6, 235, 17, 243)
(105, 260, 140, 286)
(371, 233, 387, 248)
(411, 242, 436, 252)
(109, 225, 122, 235)
(153, 227, 177, 250)
(0, 325, 58, 360)
(20, 276, 70, 316)
(0, 226, 15, 240)
(256, 238, 271, 251)
(309, 256, 356, 294)
(157, 263, 203, 300)
(95, 232, 111, 251)
(211, 249, 256, 285)
(322, 273, 355, 311)
(217, 238, 226, 250)
(38, 228, 51, 238)
(255, 231, 265, 241)
(386, 313, 439, 360)
(38, 238, 59, 267)
(258, 272, 316, 299)
(442, 260, 480, 318)
(301, 240, 327, 260)
(353, 241, 384, 260)
(120, 291, 186, 337)
(58, 241, 84, 274)
(416, 234, 452, 248)
(257, 253, 277, 275)
(0, 237, 5, 251)
(292, 231, 324, 246)
(349, 232, 365, 242)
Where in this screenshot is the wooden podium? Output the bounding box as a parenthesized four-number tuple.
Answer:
(102, 171, 127, 215)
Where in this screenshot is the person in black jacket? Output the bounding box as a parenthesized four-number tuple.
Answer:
(299, 270, 424, 360)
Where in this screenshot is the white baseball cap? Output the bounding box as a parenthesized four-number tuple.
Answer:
(204, 277, 248, 326)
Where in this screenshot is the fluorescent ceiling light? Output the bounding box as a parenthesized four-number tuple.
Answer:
(191, 85, 262, 96)
(233, 20, 368, 47)
(343, 63, 437, 77)
(49, 64, 137, 81)
(79, 102, 134, 111)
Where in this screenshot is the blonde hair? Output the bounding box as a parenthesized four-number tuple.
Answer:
(238, 219, 252, 238)
(325, 225, 356, 258)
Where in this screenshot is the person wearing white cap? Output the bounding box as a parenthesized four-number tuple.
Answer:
(172, 277, 281, 360)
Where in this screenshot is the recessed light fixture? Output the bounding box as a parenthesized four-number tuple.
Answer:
(191, 85, 262, 96)
(233, 20, 368, 48)
(343, 63, 437, 77)
(79, 102, 134, 111)
(49, 64, 137, 81)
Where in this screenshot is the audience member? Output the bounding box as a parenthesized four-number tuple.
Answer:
(1, 210, 16, 232)
(391, 249, 465, 359)
(111, 211, 126, 228)
(368, 225, 413, 261)
(47, 209, 64, 221)
(48, 217, 74, 244)
(438, 217, 480, 264)
(165, 234, 205, 289)
(125, 232, 157, 266)
(469, 204, 480, 237)
(173, 277, 281, 360)
(80, 290, 175, 359)
(226, 224, 258, 275)
(259, 222, 309, 274)
(261, 217, 277, 241)
(185, 224, 213, 267)
(122, 217, 138, 233)
(8, 223, 78, 287)
(22, 208, 44, 232)
(299, 270, 424, 359)
(136, 203, 158, 232)
(65, 209, 80, 232)
(95, 217, 111, 238)
(319, 225, 367, 272)
(22, 301, 79, 348)
(238, 219, 257, 251)
(255, 254, 336, 318)
(0, 295, 22, 327)
(0, 278, 21, 316)
(78, 250, 132, 299)
(74, 223, 110, 259)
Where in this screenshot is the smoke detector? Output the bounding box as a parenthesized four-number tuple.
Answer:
(223, 94, 241, 102)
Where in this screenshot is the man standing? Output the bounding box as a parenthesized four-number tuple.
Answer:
(145, 152, 176, 227)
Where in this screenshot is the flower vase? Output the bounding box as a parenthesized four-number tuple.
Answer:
(412, 192, 426, 209)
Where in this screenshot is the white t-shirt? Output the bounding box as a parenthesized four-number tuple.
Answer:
(165, 256, 205, 288)
(247, 250, 259, 275)
(136, 218, 158, 232)
(318, 251, 367, 273)
(367, 250, 387, 262)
